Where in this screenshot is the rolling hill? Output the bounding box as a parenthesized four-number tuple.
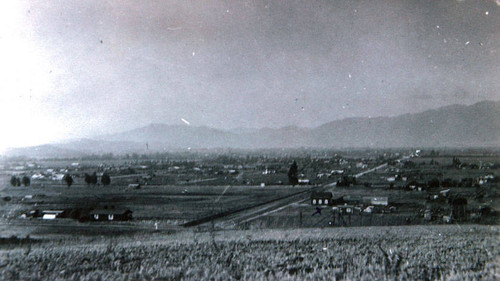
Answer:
(4, 101, 499, 157)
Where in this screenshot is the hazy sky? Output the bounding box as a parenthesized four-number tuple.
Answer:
(0, 0, 498, 150)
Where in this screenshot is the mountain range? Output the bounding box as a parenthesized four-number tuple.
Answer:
(5, 101, 499, 158)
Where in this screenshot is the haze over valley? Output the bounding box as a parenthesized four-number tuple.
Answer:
(4, 101, 498, 158)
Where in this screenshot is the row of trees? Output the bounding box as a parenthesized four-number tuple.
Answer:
(85, 172, 111, 186)
(63, 172, 111, 187)
(10, 176, 30, 187)
(84, 173, 98, 185)
(11, 173, 111, 187)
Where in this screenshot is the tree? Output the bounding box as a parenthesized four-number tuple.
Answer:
(10, 176, 17, 187)
(442, 178, 457, 188)
(101, 173, 111, 186)
(427, 178, 440, 189)
(288, 160, 299, 186)
(21, 175, 30, 186)
(63, 174, 73, 187)
(90, 172, 98, 185)
(84, 173, 92, 186)
(337, 175, 357, 187)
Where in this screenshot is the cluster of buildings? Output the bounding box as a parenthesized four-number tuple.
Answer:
(21, 206, 133, 222)
(310, 192, 390, 213)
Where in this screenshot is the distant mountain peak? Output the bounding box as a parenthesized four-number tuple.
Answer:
(4, 101, 499, 158)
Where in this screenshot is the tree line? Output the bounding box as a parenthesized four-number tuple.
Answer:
(11, 172, 111, 187)
(10, 176, 30, 187)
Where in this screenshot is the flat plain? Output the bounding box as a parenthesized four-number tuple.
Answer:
(0, 148, 498, 280)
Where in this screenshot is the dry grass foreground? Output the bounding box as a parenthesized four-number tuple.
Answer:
(1, 225, 499, 280)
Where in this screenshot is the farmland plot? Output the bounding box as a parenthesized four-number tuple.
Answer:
(0, 184, 311, 236)
(1, 225, 498, 280)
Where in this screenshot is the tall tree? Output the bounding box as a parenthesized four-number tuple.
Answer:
(84, 173, 91, 186)
(101, 173, 111, 186)
(21, 175, 30, 186)
(90, 172, 98, 185)
(63, 174, 73, 187)
(288, 160, 299, 186)
(10, 176, 17, 187)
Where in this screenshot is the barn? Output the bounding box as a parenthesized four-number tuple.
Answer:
(90, 208, 133, 221)
(40, 210, 65, 220)
(311, 192, 333, 206)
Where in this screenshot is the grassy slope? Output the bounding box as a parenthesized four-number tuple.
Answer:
(1, 225, 499, 280)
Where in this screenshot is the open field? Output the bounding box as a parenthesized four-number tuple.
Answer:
(0, 148, 498, 280)
(1, 225, 499, 280)
(0, 184, 317, 237)
(0, 149, 498, 234)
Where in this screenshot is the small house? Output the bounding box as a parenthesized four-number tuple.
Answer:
(42, 214, 57, 220)
(298, 179, 310, 185)
(332, 205, 359, 214)
(363, 206, 374, 213)
(41, 210, 65, 220)
(128, 183, 141, 189)
(440, 189, 451, 197)
(362, 197, 389, 206)
(52, 174, 65, 181)
(311, 192, 333, 206)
